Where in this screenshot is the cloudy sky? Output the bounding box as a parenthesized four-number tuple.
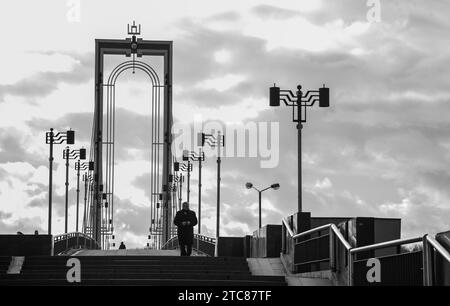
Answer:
(0, 0, 449, 248)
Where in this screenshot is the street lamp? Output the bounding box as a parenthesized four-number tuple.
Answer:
(245, 182, 280, 229)
(198, 131, 225, 257)
(183, 149, 205, 237)
(63, 147, 86, 233)
(75, 161, 94, 233)
(173, 172, 184, 211)
(82, 173, 93, 234)
(176, 161, 193, 203)
(45, 129, 75, 235)
(269, 83, 330, 213)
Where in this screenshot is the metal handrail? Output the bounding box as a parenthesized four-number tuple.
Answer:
(292, 224, 330, 239)
(282, 219, 353, 285)
(54, 232, 93, 241)
(423, 234, 450, 286)
(161, 234, 216, 250)
(350, 236, 422, 254)
(348, 236, 422, 286)
(426, 236, 450, 263)
(282, 219, 351, 250)
(53, 232, 99, 255)
(283, 218, 450, 286)
(282, 218, 295, 237)
(330, 224, 352, 250)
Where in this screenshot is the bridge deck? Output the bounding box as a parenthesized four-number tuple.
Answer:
(71, 249, 203, 256)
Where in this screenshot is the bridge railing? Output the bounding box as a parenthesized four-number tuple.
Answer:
(349, 236, 423, 286)
(281, 219, 351, 284)
(53, 232, 100, 255)
(423, 234, 450, 286)
(162, 234, 216, 256)
(282, 219, 450, 286)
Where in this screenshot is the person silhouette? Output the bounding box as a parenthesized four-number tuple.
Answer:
(119, 242, 126, 250)
(174, 202, 198, 256)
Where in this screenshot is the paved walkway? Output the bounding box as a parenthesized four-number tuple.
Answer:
(71, 249, 205, 256)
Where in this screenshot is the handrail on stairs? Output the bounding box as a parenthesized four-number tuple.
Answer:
(282, 218, 450, 286)
(423, 234, 450, 286)
(282, 218, 352, 285)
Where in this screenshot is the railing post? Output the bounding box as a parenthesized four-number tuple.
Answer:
(423, 235, 432, 286)
(329, 227, 335, 272)
(282, 222, 286, 254)
(348, 251, 353, 286)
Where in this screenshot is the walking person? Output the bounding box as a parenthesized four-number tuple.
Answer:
(174, 202, 198, 256)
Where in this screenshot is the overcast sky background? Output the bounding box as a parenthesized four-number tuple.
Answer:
(0, 0, 449, 248)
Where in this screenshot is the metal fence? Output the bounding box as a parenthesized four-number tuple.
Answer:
(53, 232, 100, 255)
(282, 219, 450, 286)
(162, 234, 216, 257)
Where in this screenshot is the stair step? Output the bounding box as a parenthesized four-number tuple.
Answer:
(0, 255, 287, 286)
(0, 278, 286, 286)
(2, 273, 284, 282)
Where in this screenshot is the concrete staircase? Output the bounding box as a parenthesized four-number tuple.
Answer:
(0, 255, 287, 286)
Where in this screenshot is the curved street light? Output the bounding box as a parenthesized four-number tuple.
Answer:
(245, 182, 280, 229)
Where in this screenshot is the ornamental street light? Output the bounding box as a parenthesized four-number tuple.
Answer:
(245, 182, 280, 229)
(175, 161, 193, 203)
(45, 129, 75, 235)
(183, 149, 205, 237)
(63, 147, 86, 234)
(269, 83, 330, 213)
(75, 161, 94, 233)
(198, 131, 225, 257)
(82, 173, 93, 234)
(173, 162, 186, 210)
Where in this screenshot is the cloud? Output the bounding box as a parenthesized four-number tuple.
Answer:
(0, 127, 47, 168)
(0, 52, 93, 103)
(250, 4, 301, 19)
(2, 1, 450, 244)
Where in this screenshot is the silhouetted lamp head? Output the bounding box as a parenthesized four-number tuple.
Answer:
(197, 133, 206, 146)
(271, 183, 280, 190)
(245, 182, 253, 189)
(182, 149, 189, 161)
(319, 85, 330, 107)
(79, 148, 86, 160)
(66, 130, 75, 144)
(269, 85, 280, 107)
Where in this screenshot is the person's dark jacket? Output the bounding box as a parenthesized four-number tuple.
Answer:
(174, 209, 198, 245)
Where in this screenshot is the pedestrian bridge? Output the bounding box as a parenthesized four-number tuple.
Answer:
(1, 215, 449, 286)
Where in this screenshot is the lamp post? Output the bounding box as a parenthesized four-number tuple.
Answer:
(45, 129, 75, 235)
(183, 149, 205, 237)
(199, 131, 225, 257)
(63, 148, 86, 233)
(175, 161, 192, 203)
(82, 173, 92, 234)
(75, 162, 94, 233)
(245, 182, 280, 229)
(269, 84, 330, 213)
(173, 162, 184, 210)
